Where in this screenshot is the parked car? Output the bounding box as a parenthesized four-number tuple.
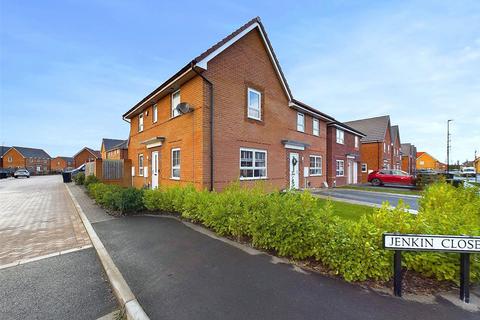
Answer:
(368, 169, 415, 186)
(14, 169, 30, 178)
(461, 167, 476, 178)
(69, 164, 85, 178)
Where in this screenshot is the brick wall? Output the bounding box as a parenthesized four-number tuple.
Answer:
(74, 149, 98, 168)
(3, 148, 25, 169)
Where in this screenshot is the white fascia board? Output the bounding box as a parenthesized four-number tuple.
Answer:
(196, 22, 292, 101)
(288, 102, 332, 122)
(328, 123, 365, 137)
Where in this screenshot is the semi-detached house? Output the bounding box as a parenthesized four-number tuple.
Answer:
(123, 17, 345, 191)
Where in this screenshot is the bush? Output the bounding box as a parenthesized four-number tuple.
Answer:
(84, 175, 100, 188)
(86, 182, 144, 214)
(74, 172, 85, 185)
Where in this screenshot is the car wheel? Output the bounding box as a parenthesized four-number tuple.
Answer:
(27, 176, 30, 178)
(14, 176, 18, 179)
(371, 178, 382, 186)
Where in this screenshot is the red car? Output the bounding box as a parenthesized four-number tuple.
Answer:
(368, 169, 415, 186)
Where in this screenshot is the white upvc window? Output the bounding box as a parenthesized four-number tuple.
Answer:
(312, 118, 319, 136)
(171, 90, 181, 118)
(361, 163, 368, 172)
(138, 113, 144, 132)
(240, 148, 267, 180)
(384, 142, 386, 152)
(336, 160, 344, 177)
(138, 154, 144, 176)
(309, 155, 322, 176)
(171, 148, 180, 179)
(8, 156, 12, 163)
(355, 136, 359, 148)
(297, 112, 305, 132)
(153, 103, 158, 123)
(247, 88, 261, 120)
(336, 129, 344, 144)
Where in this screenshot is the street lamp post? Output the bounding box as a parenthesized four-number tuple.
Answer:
(447, 119, 453, 173)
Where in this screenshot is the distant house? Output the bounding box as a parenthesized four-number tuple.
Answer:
(73, 147, 101, 167)
(0, 145, 10, 168)
(416, 152, 445, 171)
(100, 138, 128, 160)
(401, 143, 417, 175)
(2, 146, 51, 174)
(51, 156, 74, 172)
(475, 157, 480, 173)
(390, 125, 402, 170)
(326, 122, 365, 187)
(344, 115, 393, 182)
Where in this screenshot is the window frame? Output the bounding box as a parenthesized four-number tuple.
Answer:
(336, 160, 345, 177)
(309, 155, 322, 176)
(355, 136, 359, 148)
(297, 112, 305, 132)
(312, 118, 319, 136)
(247, 88, 262, 120)
(239, 148, 267, 180)
(336, 129, 344, 144)
(152, 103, 158, 123)
(138, 113, 144, 132)
(361, 163, 368, 173)
(171, 148, 181, 180)
(138, 154, 144, 176)
(171, 90, 181, 118)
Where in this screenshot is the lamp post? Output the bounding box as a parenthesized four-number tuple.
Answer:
(447, 119, 453, 173)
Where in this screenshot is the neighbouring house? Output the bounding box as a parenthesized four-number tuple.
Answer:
(344, 115, 393, 182)
(326, 122, 365, 187)
(2, 146, 51, 174)
(100, 138, 128, 160)
(390, 125, 402, 170)
(123, 17, 336, 191)
(0, 145, 10, 168)
(73, 147, 101, 168)
(101, 138, 128, 160)
(51, 156, 74, 172)
(474, 157, 480, 173)
(416, 151, 445, 172)
(401, 143, 417, 175)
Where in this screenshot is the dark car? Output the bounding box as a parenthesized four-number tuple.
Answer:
(368, 169, 415, 186)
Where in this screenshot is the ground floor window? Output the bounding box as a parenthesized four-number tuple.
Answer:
(240, 148, 267, 179)
(361, 163, 367, 172)
(138, 154, 144, 176)
(171, 148, 180, 179)
(336, 160, 344, 176)
(309, 155, 322, 176)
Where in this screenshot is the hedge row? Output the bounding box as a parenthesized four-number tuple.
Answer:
(87, 182, 144, 214)
(88, 180, 480, 283)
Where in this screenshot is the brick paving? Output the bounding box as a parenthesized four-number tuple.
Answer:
(0, 176, 90, 266)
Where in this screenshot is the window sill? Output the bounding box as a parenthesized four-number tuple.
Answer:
(309, 174, 322, 177)
(336, 175, 345, 177)
(171, 177, 180, 180)
(247, 115, 262, 121)
(239, 177, 268, 181)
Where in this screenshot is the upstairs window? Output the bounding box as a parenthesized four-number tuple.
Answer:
(171, 90, 181, 118)
(309, 155, 322, 176)
(138, 154, 144, 176)
(355, 136, 359, 148)
(247, 88, 262, 120)
(240, 148, 267, 179)
(171, 148, 181, 179)
(312, 118, 319, 136)
(336, 129, 344, 144)
(153, 104, 158, 123)
(138, 113, 144, 132)
(297, 112, 305, 132)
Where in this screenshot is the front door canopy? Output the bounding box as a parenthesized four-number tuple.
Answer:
(282, 140, 309, 151)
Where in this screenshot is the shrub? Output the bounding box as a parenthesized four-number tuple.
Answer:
(114, 188, 145, 214)
(84, 175, 100, 188)
(74, 172, 85, 185)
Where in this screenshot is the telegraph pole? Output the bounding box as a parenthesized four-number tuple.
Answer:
(447, 119, 453, 173)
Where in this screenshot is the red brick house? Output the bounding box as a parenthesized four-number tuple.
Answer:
(123, 17, 336, 191)
(2, 146, 51, 174)
(326, 122, 365, 187)
(100, 138, 128, 160)
(344, 116, 392, 182)
(401, 143, 417, 175)
(51, 156, 74, 172)
(73, 147, 101, 168)
(0, 146, 10, 168)
(390, 125, 402, 170)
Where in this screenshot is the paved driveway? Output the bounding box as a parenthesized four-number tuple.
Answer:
(314, 188, 419, 210)
(0, 175, 90, 265)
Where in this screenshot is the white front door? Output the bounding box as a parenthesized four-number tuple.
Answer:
(353, 162, 358, 184)
(347, 160, 353, 184)
(151, 151, 159, 189)
(289, 153, 300, 189)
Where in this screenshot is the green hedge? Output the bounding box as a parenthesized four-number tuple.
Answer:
(87, 182, 144, 214)
(142, 183, 480, 283)
(73, 172, 85, 185)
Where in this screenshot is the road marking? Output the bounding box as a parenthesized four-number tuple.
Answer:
(0, 245, 93, 270)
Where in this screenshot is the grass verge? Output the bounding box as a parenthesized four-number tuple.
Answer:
(318, 198, 376, 221)
(338, 185, 421, 196)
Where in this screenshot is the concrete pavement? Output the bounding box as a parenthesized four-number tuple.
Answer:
(313, 188, 419, 210)
(67, 184, 478, 319)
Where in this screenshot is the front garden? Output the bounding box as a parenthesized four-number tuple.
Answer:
(78, 175, 480, 286)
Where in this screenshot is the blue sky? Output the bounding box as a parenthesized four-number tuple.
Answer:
(1, 0, 479, 163)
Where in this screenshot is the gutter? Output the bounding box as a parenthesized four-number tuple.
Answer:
(191, 63, 215, 191)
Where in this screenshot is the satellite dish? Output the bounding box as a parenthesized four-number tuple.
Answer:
(176, 102, 193, 114)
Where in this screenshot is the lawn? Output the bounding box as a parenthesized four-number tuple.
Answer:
(338, 185, 422, 196)
(318, 198, 376, 221)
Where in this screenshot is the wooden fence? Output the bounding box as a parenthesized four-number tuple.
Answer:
(85, 159, 132, 187)
(102, 160, 123, 180)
